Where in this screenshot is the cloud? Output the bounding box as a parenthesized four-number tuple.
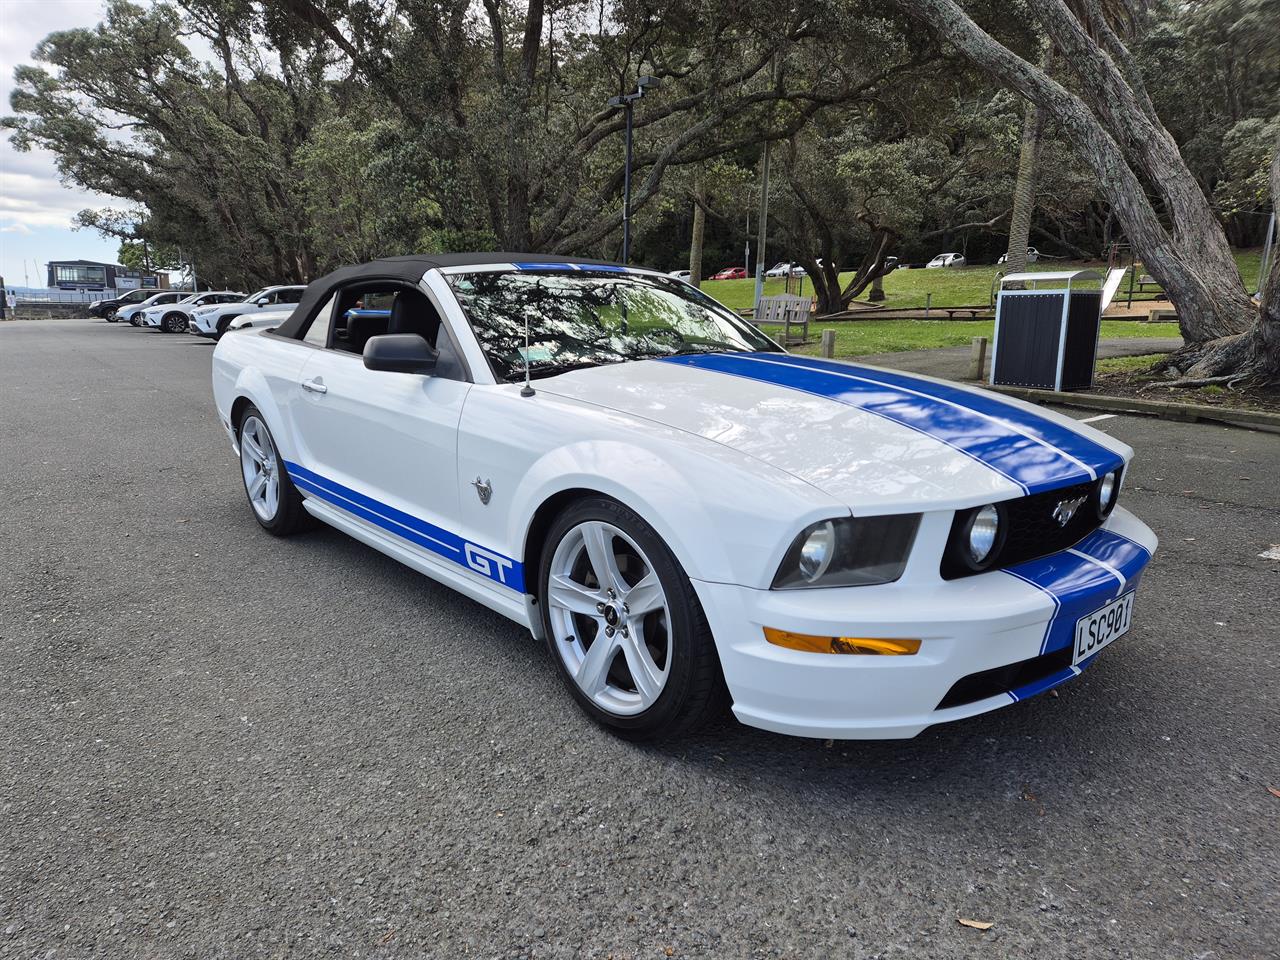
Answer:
(1, 2, 126, 236)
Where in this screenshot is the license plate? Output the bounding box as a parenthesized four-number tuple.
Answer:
(1073, 592, 1135, 665)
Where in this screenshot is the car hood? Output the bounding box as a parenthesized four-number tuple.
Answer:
(537, 352, 1129, 513)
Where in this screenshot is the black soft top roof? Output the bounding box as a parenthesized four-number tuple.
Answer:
(272, 252, 627, 339)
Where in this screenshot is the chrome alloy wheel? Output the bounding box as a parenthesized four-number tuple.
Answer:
(547, 520, 673, 716)
(239, 415, 281, 522)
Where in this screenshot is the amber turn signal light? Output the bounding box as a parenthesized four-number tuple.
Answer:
(763, 627, 921, 656)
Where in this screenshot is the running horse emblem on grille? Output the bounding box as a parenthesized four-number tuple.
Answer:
(1052, 495, 1088, 527)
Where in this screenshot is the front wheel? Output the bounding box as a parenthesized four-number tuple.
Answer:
(237, 406, 312, 535)
(128, 312, 141, 326)
(539, 497, 726, 741)
(161, 311, 187, 333)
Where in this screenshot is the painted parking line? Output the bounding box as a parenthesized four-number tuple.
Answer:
(1078, 413, 1117, 424)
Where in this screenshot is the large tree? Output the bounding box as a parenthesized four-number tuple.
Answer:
(273, 0, 935, 255)
(5, 0, 331, 286)
(888, 0, 1278, 382)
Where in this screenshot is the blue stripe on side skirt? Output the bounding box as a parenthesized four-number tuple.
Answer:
(659, 353, 1123, 495)
(1005, 528, 1151, 656)
(282, 461, 525, 593)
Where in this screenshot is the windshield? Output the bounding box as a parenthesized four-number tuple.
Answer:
(246, 288, 271, 301)
(447, 270, 777, 383)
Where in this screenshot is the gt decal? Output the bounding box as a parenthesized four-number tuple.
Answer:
(282, 460, 525, 592)
(660, 352, 1124, 495)
(464, 543, 516, 585)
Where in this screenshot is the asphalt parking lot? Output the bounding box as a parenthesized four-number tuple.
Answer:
(2, 318, 1277, 959)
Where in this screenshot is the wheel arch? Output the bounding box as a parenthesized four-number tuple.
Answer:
(521, 486, 608, 585)
(222, 365, 298, 465)
(505, 436, 847, 596)
(509, 442, 744, 592)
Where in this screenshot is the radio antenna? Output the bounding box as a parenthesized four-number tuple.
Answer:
(520, 278, 537, 397)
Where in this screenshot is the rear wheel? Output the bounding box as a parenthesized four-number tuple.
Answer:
(539, 497, 726, 741)
(128, 312, 141, 326)
(161, 311, 187, 333)
(237, 405, 311, 535)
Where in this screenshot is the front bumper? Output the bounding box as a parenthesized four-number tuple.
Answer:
(696, 506, 1156, 740)
(188, 316, 217, 337)
(142, 313, 161, 327)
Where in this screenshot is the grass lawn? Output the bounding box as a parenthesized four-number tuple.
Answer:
(1095, 353, 1166, 374)
(703, 248, 1264, 313)
(757, 320, 1181, 356)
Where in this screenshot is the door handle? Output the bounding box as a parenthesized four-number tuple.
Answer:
(301, 377, 327, 394)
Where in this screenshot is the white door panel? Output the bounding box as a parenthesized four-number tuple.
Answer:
(289, 350, 469, 567)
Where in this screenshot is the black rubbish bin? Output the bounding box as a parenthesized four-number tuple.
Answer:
(990, 270, 1103, 391)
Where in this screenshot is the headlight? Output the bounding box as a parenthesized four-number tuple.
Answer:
(967, 504, 1000, 565)
(773, 515, 920, 589)
(798, 521, 835, 582)
(1096, 469, 1120, 517)
(943, 503, 1007, 576)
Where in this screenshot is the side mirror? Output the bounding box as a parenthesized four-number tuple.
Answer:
(363, 334, 438, 375)
(256, 297, 271, 306)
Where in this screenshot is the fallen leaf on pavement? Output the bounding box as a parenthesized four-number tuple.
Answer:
(1267, 785, 1280, 799)
(958, 918, 994, 931)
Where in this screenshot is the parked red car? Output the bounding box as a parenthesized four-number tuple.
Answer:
(712, 266, 747, 280)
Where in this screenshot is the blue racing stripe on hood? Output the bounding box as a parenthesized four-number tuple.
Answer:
(762, 354, 1124, 481)
(659, 352, 1122, 494)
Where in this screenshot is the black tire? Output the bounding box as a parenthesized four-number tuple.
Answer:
(236, 404, 314, 536)
(215, 314, 240, 339)
(105, 312, 118, 323)
(128, 312, 141, 326)
(538, 497, 727, 741)
(160, 311, 185, 333)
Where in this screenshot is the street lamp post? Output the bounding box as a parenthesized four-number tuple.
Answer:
(607, 75, 662, 264)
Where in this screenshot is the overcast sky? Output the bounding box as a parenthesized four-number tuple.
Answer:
(1, 0, 131, 286)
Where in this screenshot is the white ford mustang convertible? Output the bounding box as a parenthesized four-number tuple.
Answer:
(211, 254, 1157, 741)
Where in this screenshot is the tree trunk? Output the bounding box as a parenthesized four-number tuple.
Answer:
(1160, 139, 1280, 385)
(1004, 55, 1050, 278)
(890, 0, 1256, 347)
(689, 164, 705, 288)
(833, 227, 898, 311)
(868, 273, 885, 302)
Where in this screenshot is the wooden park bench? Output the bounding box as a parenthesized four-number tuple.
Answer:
(754, 293, 812, 345)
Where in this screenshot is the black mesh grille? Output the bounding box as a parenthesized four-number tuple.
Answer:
(1001, 480, 1098, 563)
(941, 473, 1118, 579)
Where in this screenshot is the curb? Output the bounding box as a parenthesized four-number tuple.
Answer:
(986, 384, 1280, 432)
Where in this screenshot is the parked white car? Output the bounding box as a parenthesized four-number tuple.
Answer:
(667, 270, 692, 281)
(141, 291, 245, 333)
(211, 254, 1155, 742)
(926, 252, 966, 268)
(188, 285, 306, 339)
(998, 247, 1040, 264)
(223, 305, 297, 334)
(765, 261, 806, 278)
(119, 290, 191, 326)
